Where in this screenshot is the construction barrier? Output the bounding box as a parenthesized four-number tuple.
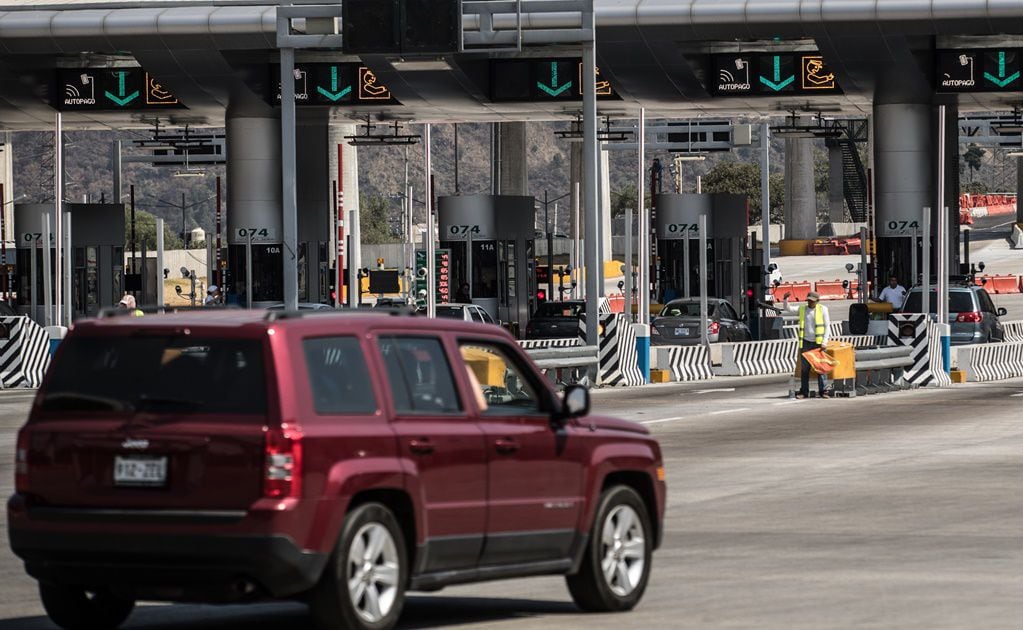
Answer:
(978, 274, 1020, 294)
(606, 294, 626, 313)
(814, 280, 848, 300)
(0, 316, 51, 389)
(849, 281, 873, 301)
(956, 341, 1023, 382)
(770, 281, 812, 302)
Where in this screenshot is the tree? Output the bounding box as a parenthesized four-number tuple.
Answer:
(701, 160, 785, 223)
(610, 183, 637, 218)
(359, 195, 399, 244)
(124, 208, 183, 251)
(962, 145, 986, 183)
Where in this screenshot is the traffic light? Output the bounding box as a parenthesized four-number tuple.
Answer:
(536, 288, 547, 302)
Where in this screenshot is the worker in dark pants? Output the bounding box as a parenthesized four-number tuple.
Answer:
(782, 290, 831, 399)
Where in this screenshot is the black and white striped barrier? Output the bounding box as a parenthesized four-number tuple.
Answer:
(886, 315, 951, 387)
(578, 314, 644, 387)
(652, 346, 714, 381)
(1001, 321, 1023, 343)
(518, 338, 583, 350)
(716, 338, 798, 376)
(0, 316, 51, 389)
(955, 341, 1023, 381)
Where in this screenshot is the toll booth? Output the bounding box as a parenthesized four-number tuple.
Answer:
(653, 193, 747, 314)
(438, 195, 536, 331)
(14, 203, 125, 321)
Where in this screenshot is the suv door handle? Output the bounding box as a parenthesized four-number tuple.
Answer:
(408, 438, 434, 455)
(494, 438, 520, 454)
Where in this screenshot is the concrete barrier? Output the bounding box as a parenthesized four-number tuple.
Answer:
(886, 315, 951, 387)
(957, 341, 1023, 381)
(0, 316, 51, 388)
(653, 345, 713, 381)
(716, 338, 798, 376)
(1001, 321, 1023, 343)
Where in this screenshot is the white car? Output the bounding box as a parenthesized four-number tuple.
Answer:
(430, 303, 499, 325)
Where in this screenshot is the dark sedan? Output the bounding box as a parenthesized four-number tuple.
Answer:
(651, 298, 752, 345)
(524, 300, 585, 339)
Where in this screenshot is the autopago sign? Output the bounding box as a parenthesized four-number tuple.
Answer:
(936, 49, 1022, 92)
(55, 68, 184, 111)
(711, 53, 842, 96)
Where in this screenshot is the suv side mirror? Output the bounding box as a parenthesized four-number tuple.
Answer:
(998, 307, 1008, 317)
(558, 385, 590, 423)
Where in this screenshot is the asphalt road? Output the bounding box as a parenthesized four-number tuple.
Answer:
(2, 377, 1022, 629)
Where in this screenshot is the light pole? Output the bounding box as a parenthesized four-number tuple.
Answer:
(538, 190, 571, 301)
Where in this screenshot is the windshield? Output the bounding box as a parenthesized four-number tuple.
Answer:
(39, 335, 267, 415)
(659, 301, 716, 317)
(435, 306, 464, 319)
(534, 302, 584, 317)
(902, 290, 976, 314)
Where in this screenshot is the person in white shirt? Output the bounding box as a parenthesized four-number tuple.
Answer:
(781, 290, 831, 399)
(872, 275, 907, 310)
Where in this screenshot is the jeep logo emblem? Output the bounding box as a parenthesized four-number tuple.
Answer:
(121, 439, 149, 450)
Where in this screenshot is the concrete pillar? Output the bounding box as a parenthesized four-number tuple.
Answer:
(828, 144, 845, 225)
(496, 122, 528, 195)
(226, 114, 283, 246)
(780, 137, 817, 252)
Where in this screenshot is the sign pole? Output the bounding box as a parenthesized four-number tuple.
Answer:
(215, 175, 222, 288)
(699, 214, 710, 349)
(54, 112, 63, 326)
(760, 122, 771, 299)
(280, 46, 299, 311)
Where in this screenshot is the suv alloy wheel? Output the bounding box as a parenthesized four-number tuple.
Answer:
(310, 503, 408, 630)
(39, 583, 135, 630)
(566, 485, 652, 612)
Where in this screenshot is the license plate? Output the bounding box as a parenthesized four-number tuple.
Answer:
(114, 455, 167, 487)
(675, 327, 690, 336)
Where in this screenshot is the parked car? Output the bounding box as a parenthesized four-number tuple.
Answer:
(651, 297, 752, 345)
(9, 309, 665, 630)
(525, 300, 586, 339)
(426, 302, 498, 325)
(900, 285, 1006, 344)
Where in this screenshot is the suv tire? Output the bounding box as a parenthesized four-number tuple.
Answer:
(567, 485, 652, 613)
(310, 503, 408, 630)
(39, 583, 134, 630)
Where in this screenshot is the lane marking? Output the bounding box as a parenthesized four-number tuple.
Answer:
(641, 416, 684, 425)
(1010, 392, 1023, 397)
(708, 407, 751, 416)
(694, 388, 736, 394)
(773, 400, 801, 405)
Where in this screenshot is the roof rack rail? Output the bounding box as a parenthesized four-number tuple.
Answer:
(262, 306, 418, 322)
(97, 304, 242, 318)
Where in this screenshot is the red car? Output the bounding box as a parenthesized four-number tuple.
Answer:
(9, 310, 665, 630)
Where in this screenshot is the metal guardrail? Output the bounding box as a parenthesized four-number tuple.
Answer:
(524, 345, 599, 387)
(850, 345, 914, 395)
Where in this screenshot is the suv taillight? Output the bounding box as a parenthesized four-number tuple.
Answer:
(956, 311, 983, 323)
(15, 430, 29, 493)
(708, 322, 721, 335)
(264, 423, 303, 499)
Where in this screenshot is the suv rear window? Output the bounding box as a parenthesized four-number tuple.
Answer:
(535, 302, 584, 317)
(902, 290, 975, 314)
(39, 336, 266, 415)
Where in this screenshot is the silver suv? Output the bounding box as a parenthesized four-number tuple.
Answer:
(901, 285, 1007, 344)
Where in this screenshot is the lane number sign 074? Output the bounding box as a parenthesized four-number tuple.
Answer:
(237, 228, 271, 238)
(666, 223, 699, 234)
(885, 220, 920, 234)
(448, 225, 481, 236)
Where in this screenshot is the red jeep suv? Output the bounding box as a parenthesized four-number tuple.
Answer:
(8, 310, 666, 630)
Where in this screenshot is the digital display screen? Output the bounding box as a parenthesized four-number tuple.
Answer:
(936, 49, 1022, 92)
(489, 58, 618, 102)
(55, 69, 184, 111)
(711, 53, 841, 96)
(270, 63, 400, 105)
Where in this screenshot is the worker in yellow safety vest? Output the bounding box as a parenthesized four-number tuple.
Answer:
(781, 290, 831, 399)
(117, 294, 145, 317)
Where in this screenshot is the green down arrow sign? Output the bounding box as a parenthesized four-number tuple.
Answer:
(104, 71, 139, 107)
(316, 66, 352, 101)
(983, 51, 1020, 88)
(758, 56, 795, 92)
(537, 62, 573, 97)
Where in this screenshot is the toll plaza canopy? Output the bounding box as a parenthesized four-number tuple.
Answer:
(1, 0, 1023, 130)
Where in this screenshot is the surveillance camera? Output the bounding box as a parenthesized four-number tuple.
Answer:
(978, 261, 986, 271)
(175, 285, 182, 295)
(180, 266, 190, 278)
(767, 263, 778, 272)
(845, 263, 855, 272)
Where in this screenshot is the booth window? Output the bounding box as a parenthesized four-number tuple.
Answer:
(472, 241, 497, 298)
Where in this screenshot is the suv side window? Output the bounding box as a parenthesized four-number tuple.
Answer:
(303, 337, 377, 415)
(379, 336, 462, 414)
(458, 342, 544, 415)
(720, 303, 738, 320)
(978, 290, 997, 314)
(470, 308, 485, 323)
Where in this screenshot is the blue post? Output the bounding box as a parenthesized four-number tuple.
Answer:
(936, 322, 951, 373)
(634, 323, 650, 383)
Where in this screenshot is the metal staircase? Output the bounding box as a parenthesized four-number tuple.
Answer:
(838, 139, 868, 222)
